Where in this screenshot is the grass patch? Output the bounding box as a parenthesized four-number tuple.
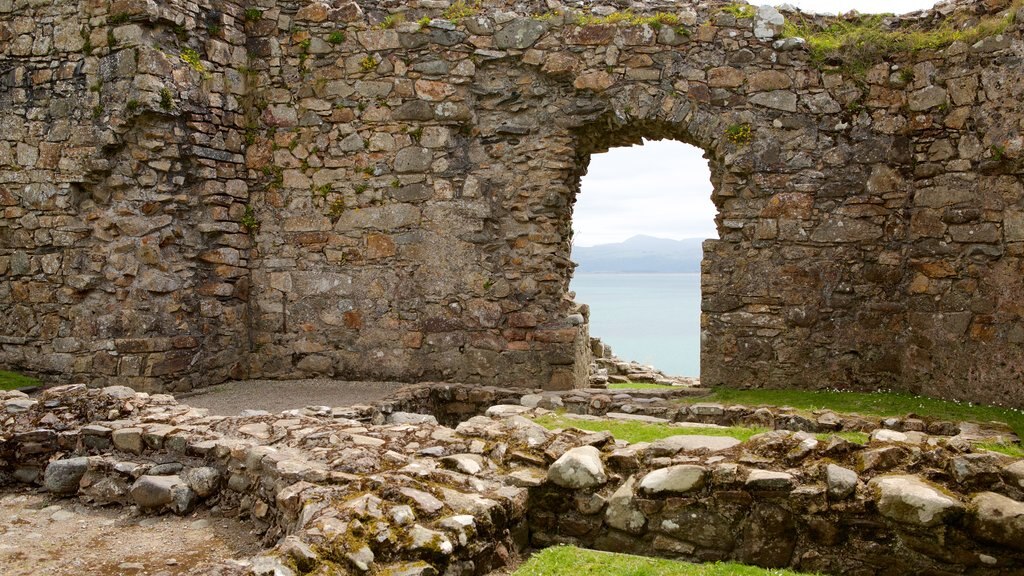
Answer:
(513, 545, 819, 576)
(816, 431, 869, 445)
(690, 388, 1024, 437)
(977, 442, 1024, 458)
(783, 3, 1020, 74)
(534, 413, 767, 444)
(0, 370, 40, 391)
(606, 382, 676, 390)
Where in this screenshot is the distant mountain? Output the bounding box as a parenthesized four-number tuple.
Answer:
(572, 235, 706, 273)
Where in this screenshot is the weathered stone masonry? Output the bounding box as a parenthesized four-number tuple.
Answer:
(2, 0, 1024, 405)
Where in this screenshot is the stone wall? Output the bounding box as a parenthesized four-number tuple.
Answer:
(2, 0, 1024, 405)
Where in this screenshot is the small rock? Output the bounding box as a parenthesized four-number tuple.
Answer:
(408, 524, 453, 555)
(387, 412, 438, 425)
(182, 466, 221, 498)
(347, 545, 375, 572)
(745, 469, 795, 491)
(547, 446, 607, 489)
(130, 475, 196, 514)
(825, 464, 858, 499)
(279, 535, 318, 572)
(871, 429, 909, 443)
(440, 454, 483, 475)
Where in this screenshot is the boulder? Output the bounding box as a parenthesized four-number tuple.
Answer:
(43, 457, 89, 494)
(968, 492, 1024, 551)
(130, 475, 196, 514)
(548, 446, 607, 489)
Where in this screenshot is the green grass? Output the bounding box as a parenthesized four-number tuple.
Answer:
(816, 431, 869, 445)
(783, 3, 1020, 74)
(0, 370, 40, 391)
(533, 413, 766, 444)
(606, 382, 676, 390)
(513, 546, 819, 576)
(977, 442, 1024, 458)
(689, 388, 1024, 437)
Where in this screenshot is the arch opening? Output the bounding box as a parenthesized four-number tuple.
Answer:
(569, 138, 719, 379)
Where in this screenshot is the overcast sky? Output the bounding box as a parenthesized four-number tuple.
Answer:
(572, 0, 937, 247)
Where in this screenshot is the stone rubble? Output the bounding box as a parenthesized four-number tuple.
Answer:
(4, 384, 1024, 574)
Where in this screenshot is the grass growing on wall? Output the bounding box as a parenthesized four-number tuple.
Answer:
(689, 388, 1024, 437)
(512, 545, 820, 576)
(783, 2, 1020, 73)
(0, 370, 40, 391)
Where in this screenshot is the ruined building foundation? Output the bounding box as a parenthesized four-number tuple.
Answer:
(2, 0, 1024, 406)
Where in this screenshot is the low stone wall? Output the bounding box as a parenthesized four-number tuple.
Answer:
(4, 385, 1024, 575)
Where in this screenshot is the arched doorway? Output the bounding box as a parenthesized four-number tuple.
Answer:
(570, 140, 717, 378)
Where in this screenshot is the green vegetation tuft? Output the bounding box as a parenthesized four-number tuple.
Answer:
(0, 371, 40, 391)
(691, 388, 1024, 437)
(512, 545, 819, 576)
(244, 8, 263, 22)
(725, 123, 752, 145)
(240, 204, 260, 234)
(180, 48, 205, 72)
(327, 30, 346, 44)
(816, 431, 869, 445)
(977, 442, 1024, 458)
(573, 10, 681, 28)
(721, 3, 757, 19)
(376, 13, 404, 30)
(359, 55, 378, 72)
(108, 12, 131, 25)
(159, 87, 174, 110)
(443, 0, 480, 23)
(534, 413, 767, 444)
(782, 3, 1021, 74)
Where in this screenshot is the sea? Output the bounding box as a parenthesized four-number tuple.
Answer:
(570, 273, 701, 377)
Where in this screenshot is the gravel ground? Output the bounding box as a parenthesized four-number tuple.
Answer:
(0, 489, 260, 576)
(177, 379, 408, 416)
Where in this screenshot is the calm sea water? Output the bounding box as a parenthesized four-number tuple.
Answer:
(570, 273, 701, 377)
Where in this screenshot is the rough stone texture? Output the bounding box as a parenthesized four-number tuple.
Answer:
(547, 446, 607, 489)
(869, 475, 964, 527)
(42, 457, 89, 494)
(5, 385, 1024, 575)
(2, 0, 1024, 407)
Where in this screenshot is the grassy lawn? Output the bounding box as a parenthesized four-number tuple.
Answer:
(977, 442, 1024, 458)
(513, 545, 818, 576)
(607, 382, 676, 390)
(533, 413, 767, 444)
(0, 370, 40, 391)
(688, 388, 1024, 438)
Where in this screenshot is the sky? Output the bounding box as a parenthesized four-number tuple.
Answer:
(572, 0, 937, 247)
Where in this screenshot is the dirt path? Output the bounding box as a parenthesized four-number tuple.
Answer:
(177, 379, 407, 416)
(0, 489, 261, 576)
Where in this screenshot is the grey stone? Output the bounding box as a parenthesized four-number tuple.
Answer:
(754, 5, 785, 40)
(605, 476, 646, 533)
(387, 412, 439, 425)
(182, 466, 221, 498)
(130, 475, 196, 514)
(969, 491, 1024, 551)
(745, 469, 795, 491)
(494, 19, 546, 49)
(394, 147, 433, 173)
(547, 445, 607, 489)
(825, 464, 858, 499)
(749, 90, 798, 112)
(909, 86, 947, 111)
(648, 435, 741, 456)
(869, 475, 963, 527)
(639, 464, 706, 494)
(43, 457, 89, 494)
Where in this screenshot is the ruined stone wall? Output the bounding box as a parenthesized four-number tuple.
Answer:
(2, 0, 1024, 405)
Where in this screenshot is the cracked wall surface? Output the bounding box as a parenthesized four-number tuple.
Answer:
(1, 0, 1024, 405)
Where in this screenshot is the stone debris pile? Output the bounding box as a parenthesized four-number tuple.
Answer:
(3, 384, 1024, 575)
